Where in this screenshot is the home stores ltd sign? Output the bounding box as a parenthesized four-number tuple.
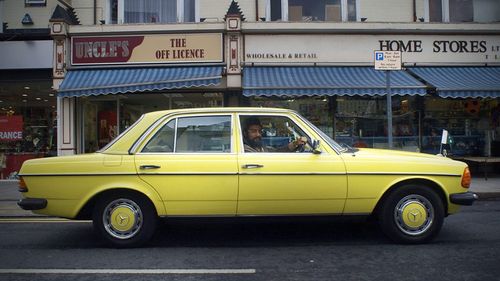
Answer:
(245, 35, 500, 64)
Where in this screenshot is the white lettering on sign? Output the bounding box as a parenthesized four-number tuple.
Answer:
(0, 132, 23, 139)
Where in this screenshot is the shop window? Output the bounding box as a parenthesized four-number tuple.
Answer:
(335, 96, 420, 152)
(427, 0, 499, 22)
(249, 97, 334, 138)
(82, 93, 223, 153)
(108, 0, 197, 24)
(421, 97, 493, 157)
(0, 73, 56, 179)
(267, 0, 357, 22)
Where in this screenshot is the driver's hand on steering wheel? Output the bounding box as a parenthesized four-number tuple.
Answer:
(288, 136, 307, 151)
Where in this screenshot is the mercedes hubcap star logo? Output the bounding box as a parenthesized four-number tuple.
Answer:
(117, 214, 129, 226)
(408, 209, 421, 222)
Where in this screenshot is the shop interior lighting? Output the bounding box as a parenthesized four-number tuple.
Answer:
(36, 97, 41, 100)
(24, 86, 30, 90)
(49, 93, 54, 97)
(22, 94, 28, 97)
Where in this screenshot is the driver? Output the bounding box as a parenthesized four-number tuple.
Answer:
(243, 117, 307, 153)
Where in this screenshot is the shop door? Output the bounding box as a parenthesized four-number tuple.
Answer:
(135, 115, 238, 216)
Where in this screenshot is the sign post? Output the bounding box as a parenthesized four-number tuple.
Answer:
(374, 51, 402, 149)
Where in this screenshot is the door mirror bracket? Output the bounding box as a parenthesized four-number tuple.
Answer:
(312, 140, 322, 154)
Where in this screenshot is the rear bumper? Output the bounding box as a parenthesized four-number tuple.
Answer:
(18, 198, 47, 210)
(450, 192, 478, 206)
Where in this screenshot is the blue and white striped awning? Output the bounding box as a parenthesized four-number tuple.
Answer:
(58, 66, 222, 97)
(409, 67, 500, 98)
(243, 66, 427, 97)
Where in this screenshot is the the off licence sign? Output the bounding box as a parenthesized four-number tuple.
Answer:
(71, 33, 223, 65)
(374, 51, 402, 70)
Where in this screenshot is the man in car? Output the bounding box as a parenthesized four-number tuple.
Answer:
(243, 117, 307, 153)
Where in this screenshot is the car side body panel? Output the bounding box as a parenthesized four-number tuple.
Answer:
(19, 154, 165, 218)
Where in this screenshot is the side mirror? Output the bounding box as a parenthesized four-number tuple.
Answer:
(312, 140, 322, 154)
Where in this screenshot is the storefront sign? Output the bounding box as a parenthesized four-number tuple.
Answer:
(0, 115, 23, 141)
(72, 33, 223, 65)
(245, 35, 500, 65)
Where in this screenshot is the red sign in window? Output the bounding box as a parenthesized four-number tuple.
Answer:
(0, 115, 24, 141)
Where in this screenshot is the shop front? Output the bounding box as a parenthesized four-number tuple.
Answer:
(241, 31, 500, 158)
(0, 38, 55, 179)
(52, 29, 227, 154)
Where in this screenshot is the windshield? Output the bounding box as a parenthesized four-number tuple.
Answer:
(296, 113, 346, 153)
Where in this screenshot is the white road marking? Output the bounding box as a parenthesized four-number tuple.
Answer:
(0, 218, 91, 223)
(0, 269, 256, 274)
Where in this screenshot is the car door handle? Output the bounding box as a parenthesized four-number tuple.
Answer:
(242, 164, 264, 169)
(139, 165, 161, 170)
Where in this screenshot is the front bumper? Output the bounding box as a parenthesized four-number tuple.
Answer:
(450, 192, 478, 206)
(18, 198, 47, 210)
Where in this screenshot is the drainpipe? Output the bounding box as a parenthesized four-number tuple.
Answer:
(255, 0, 259, 21)
(413, 0, 417, 21)
(94, 0, 97, 24)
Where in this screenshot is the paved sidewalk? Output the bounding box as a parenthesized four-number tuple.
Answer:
(0, 177, 499, 217)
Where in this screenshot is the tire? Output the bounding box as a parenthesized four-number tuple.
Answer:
(93, 191, 157, 248)
(378, 185, 444, 244)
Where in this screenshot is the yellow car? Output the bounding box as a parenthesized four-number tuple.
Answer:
(18, 107, 476, 247)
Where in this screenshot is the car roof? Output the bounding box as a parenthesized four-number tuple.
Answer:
(143, 107, 296, 118)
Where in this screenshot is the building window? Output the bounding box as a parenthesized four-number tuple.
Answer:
(429, 0, 443, 22)
(427, 0, 500, 22)
(267, 0, 358, 22)
(108, 0, 197, 24)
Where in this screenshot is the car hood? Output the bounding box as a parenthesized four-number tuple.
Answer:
(341, 148, 467, 175)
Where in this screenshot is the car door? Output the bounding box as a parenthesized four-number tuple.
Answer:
(237, 114, 347, 215)
(135, 113, 238, 216)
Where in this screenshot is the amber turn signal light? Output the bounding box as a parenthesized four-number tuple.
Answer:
(18, 177, 28, 192)
(461, 167, 471, 189)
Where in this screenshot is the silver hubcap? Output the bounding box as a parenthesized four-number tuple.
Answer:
(394, 194, 434, 236)
(103, 198, 143, 240)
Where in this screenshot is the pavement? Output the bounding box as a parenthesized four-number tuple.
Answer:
(0, 177, 499, 217)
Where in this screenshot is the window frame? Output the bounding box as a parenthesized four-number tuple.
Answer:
(266, 0, 360, 22)
(106, 0, 199, 24)
(138, 113, 234, 154)
(425, 0, 486, 23)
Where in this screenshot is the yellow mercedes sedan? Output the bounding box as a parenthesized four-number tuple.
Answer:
(18, 107, 476, 247)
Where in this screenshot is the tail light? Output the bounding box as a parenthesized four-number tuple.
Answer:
(461, 167, 471, 188)
(18, 177, 28, 192)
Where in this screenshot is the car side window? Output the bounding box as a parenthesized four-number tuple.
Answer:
(142, 119, 176, 153)
(240, 115, 311, 153)
(175, 115, 231, 153)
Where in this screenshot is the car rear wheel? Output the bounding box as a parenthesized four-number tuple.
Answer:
(378, 185, 444, 244)
(93, 192, 157, 248)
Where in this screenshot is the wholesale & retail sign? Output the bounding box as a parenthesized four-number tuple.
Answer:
(0, 115, 23, 141)
(72, 33, 223, 65)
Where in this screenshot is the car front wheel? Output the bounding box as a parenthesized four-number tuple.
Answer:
(378, 185, 444, 244)
(93, 192, 157, 248)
